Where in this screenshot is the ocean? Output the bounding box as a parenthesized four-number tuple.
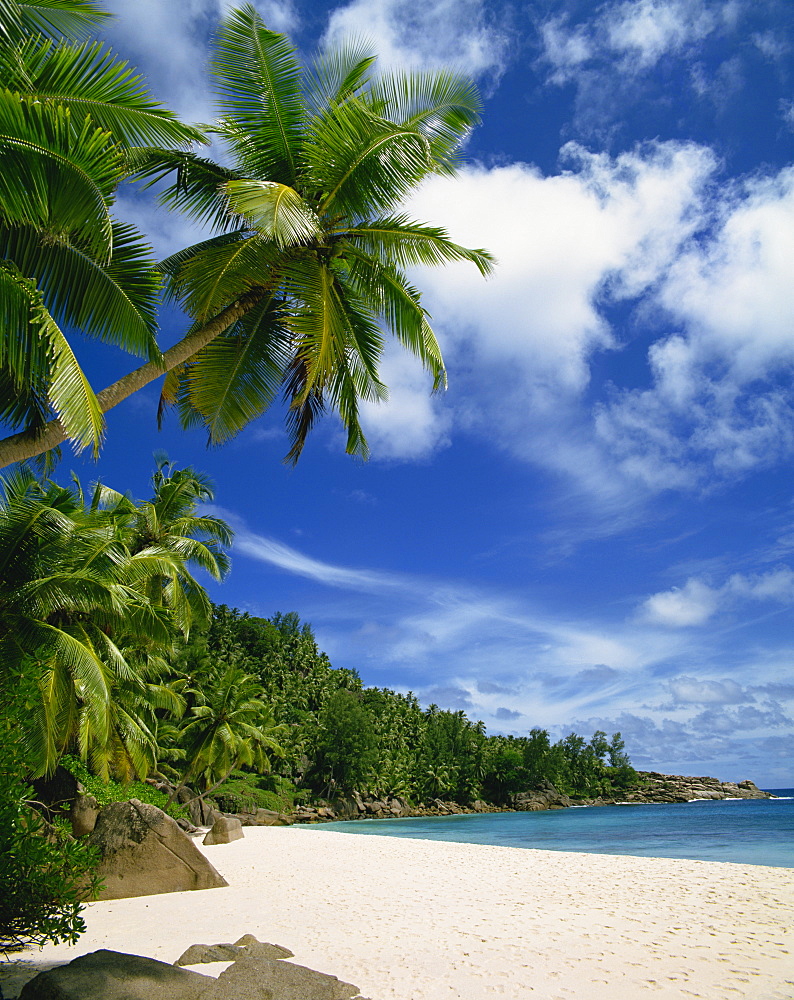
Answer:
(315, 789, 794, 868)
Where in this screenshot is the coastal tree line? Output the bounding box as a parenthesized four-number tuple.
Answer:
(196, 605, 638, 809)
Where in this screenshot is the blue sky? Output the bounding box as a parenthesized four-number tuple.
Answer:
(47, 0, 794, 785)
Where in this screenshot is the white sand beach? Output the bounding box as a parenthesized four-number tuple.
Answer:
(4, 826, 794, 999)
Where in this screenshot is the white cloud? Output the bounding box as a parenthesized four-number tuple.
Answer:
(641, 577, 720, 626)
(104, 0, 297, 123)
(217, 516, 406, 593)
(536, 1, 746, 137)
(603, 0, 718, 69)
(597, 165, 794, 486)
(540, 0, 737, 82)
(669, 676, 746, 705)
(358, 346, 452, 461)
(322, 0, 510, 83)
(640, 567, 794, 627)
(363, 141, 715, 490)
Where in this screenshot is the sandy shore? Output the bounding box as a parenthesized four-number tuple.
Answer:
(3, 826, 793, 999)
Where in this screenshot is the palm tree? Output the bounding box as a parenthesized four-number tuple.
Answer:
(119, 455, 233, 635)
(0, 4, 493, 467)
(0, 0, 204, 461)
(0, 461, 232, 778)
(0, 467, 170, 776)
(168, 662, 286, 804)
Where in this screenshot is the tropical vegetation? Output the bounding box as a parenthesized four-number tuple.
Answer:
(0, 2, 493, 468)
(194, 606, 638, 808)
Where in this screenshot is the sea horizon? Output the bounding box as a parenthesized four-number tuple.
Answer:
(314, 791, 794, 869)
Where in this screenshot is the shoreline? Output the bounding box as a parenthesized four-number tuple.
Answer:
(4, 827, 793, 999)
(278, 773, 774, 827)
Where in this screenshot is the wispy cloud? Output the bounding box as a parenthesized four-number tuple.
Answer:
(536, 0, 749, 140)
(321, 0, 512, 86)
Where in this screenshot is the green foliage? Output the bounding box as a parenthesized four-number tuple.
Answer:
(0, 460, 231, 780)
(0, 0, 201, 455)
(145, 7, 493, 464)
(209, 771, 296, 815)
(0, 671, 100, 953)
(309, 689, 377, 794)
(59, 755, 187, 820)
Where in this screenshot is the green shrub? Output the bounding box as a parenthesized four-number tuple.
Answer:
(0, 674, 101, 953)
(60, 756, 187, 820)
(210, 771, 296, 815)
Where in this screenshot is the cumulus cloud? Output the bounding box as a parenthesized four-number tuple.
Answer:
(597, 166, 794, 487)
(668, 675, 746, 705)
(322, 0, 510, 84)
(640, 567, 794, 627)
(357, 346, 452, 461)
(495, 706, 522, 720)
(362, 140, 715, 484)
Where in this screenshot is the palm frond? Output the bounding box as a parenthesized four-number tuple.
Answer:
(212, 5, 304, 184)
(172, 296, 291, 445)
(163, 233, 283, 320)
(368, 69, 482, 173)
(17, 0, 108, 41)
(0, 89, 119, 255)
(0, 261, 104, 451)
(131, 148, 242, 232)
(342, 247, 447, 388)
(11, 37, 206, 147)
(343, 214, 494, 275)
(0, 221, 162, 359)
(306, 38, 376, 112)
(307, 98, 433, 218)
(225, 179, 320, 246)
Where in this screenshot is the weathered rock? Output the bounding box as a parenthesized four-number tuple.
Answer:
(237, 808, 292, 827)
(512, 785, 572, 812)
(70, 793, 100, 837)
(328, 797, 360, 820)
(175, 943, 243, 966)
(233, 936, 293, 960)
(19, 950, 212, 1000)
(89, 799, 228, 899)
(175, 937, 294, 967)
(203, 816, 244, 846)
(198, 955, 366, 1000)
(628, 772, 773, 804)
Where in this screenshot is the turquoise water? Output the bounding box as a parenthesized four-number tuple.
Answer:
(316, 789, 794, 868)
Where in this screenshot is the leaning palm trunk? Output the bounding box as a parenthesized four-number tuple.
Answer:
(0, 290, 264, 468)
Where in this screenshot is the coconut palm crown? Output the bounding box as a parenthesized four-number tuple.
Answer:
(138, 4, 494, 463)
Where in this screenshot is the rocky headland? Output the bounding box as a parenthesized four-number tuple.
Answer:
(227, 771, 773, 827)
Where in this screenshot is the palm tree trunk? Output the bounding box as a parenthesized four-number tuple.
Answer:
(0, 288, 265, 469)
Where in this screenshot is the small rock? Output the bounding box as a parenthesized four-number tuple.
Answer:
(70, 793, 100, 838)
(203, 816, 244, 846)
